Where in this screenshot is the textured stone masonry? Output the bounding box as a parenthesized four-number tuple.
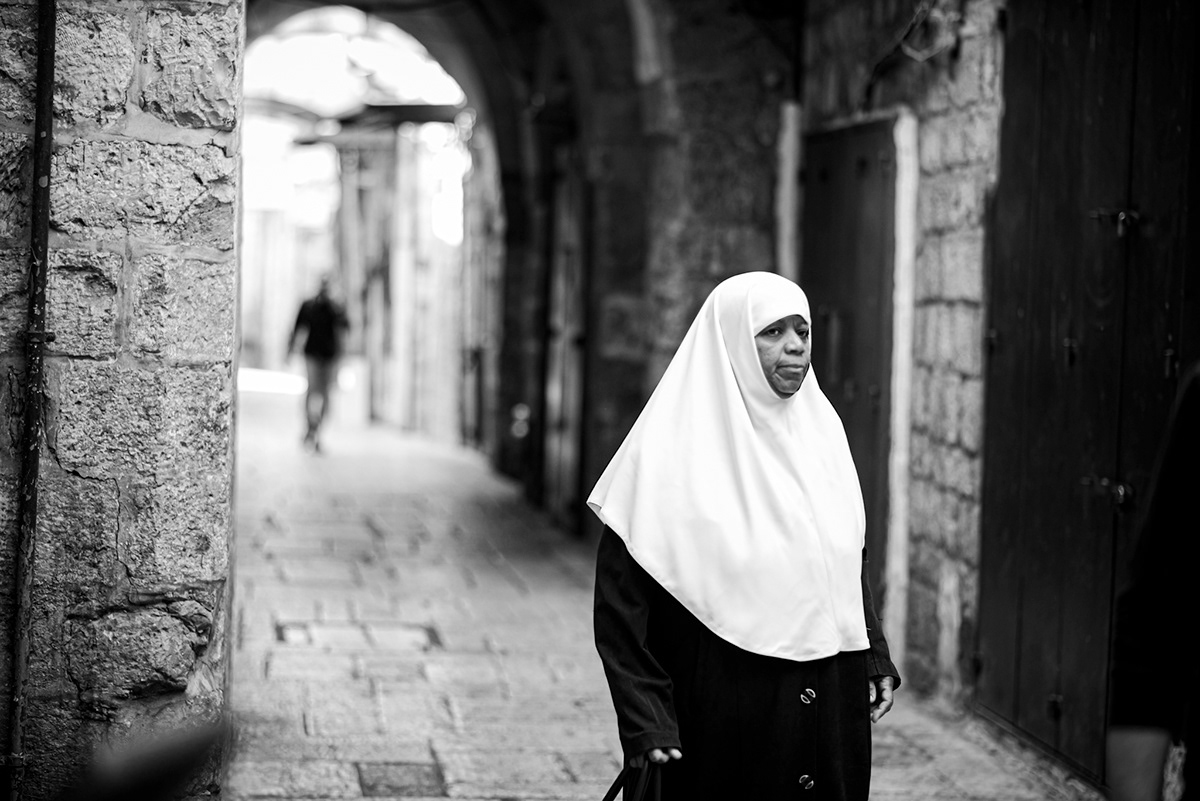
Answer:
(0, 0, 241, 795)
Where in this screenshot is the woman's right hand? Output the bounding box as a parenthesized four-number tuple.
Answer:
(629, 747, 682, 768)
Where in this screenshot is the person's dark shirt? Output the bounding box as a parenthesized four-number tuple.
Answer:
(292, 294, 347, 359)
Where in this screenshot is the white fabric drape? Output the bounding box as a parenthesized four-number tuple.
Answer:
(588, 271, 869, 661)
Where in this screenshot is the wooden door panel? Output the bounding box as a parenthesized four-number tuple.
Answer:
(980, 0, 1199, 780)
(801, 120, 896, 608)
(977, 0, 1045, 726)
(1052, 0, 1139, 773)
(1118, 0, 1200, 585)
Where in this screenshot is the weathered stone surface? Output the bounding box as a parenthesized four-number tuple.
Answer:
(49, 360, 232, 477)
(141, 5, 239, 130)
(66, 608, 204, 707)
(919, 166, 988, 233)
(0, 131, 30, 240)
(47, 249, 120, 357)
(54, 6, 135, 128)
(51, 139, 236, 247)
(0, 248, 27, 355)
(35, 470, 121, 599)
(131, 252, 235, 362)
(0, 5, 36, 122)
(358, 761, 445, 796)
(939, 227, 986, 302)
(122, 472, 230, 586)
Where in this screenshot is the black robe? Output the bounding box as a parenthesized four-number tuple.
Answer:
(594, 528, 900, 801)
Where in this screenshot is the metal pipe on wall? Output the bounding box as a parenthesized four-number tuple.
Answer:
(6, 0, 58, 797)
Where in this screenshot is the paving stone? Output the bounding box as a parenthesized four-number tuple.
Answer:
(357, 762, 445, 797)
(226, 760, 361, 798)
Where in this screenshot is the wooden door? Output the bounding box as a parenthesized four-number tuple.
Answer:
(542, 146, 587, 530)
(801, 120, 896, 605)
(977, 0, 1199, 780)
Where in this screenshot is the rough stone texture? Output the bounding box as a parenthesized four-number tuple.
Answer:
(806, 0, 1004, 700)
(54, 6, 136, 128)
(34, 470, 121, 608)
(122, 472, 231, 587)
(0, 4, 36, 122)
(131, 252, 236, 362)
(0, 247, 27, 355)
(0, 130, 30, 240)
(48, 360, 232, 478)
(51, 139, 236, 248)
(66, 609, 205, 708)
(141, 5, 239, 130)
(0, 4, 240, 789)
(46, 249, 121, 358)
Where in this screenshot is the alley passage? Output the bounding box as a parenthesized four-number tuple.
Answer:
(227, 380, 1092, 800)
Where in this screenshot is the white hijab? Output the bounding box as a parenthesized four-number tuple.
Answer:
(588, 271, 869, 661)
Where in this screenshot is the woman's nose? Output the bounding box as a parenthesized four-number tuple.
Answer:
(784, 332, 805, 352)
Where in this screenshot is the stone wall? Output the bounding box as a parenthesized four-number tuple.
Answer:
(804, 0, 1004, 698)
(0, 1, 240, 796)
(635, 0, 791, 386)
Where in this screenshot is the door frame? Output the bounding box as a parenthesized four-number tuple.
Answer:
(798, 109, 918, 664)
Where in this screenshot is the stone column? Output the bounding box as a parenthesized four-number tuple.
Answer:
(1, 1, 241, 796)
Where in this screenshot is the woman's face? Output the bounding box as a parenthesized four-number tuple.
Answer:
(754, 314, 811, 397)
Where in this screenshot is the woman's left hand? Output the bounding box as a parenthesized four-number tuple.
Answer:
(868, 675, 895, 723)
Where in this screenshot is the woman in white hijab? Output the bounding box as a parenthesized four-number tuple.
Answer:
(592, 271, 899, 799)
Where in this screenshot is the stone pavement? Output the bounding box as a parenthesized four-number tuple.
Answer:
(226, 378, 1099, 800)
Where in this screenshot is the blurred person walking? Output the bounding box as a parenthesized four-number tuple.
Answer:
(288, 276, 348, 452)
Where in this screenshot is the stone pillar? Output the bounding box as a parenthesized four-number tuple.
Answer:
(0, 1, 241, 796)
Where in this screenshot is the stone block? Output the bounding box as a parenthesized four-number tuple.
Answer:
(122, 472, 231, 586)
(947, 34, 987, 109)
(162, 364, 234, 471)
(358, 762, 445, 797)
(920, 166, 990, 234)
(54, 6, 134, 128)
(907, 478, 940, 540)
(909, 430, 934, 479)
(934, 442, 980, 498)
(52, 139, 236, 248)
(47, 249, 120, 357)
(65, 608, 205, 707)
(49, 361, 232, 477)
(225, 760, 361, 798)
(912, 304, 938, 367)
(35, 470, 120, 597)
(130, 252, 235, 362)
(946, 303, 983, 376)
(958, 375, 984, 452)
(141, 5, 239, 131)
(0, 5, 36, 122)
(0, 131, 30, 239)
(939, 228, 985, 303)
(914, 237, 941, 302)
(0, 248, 27, 355)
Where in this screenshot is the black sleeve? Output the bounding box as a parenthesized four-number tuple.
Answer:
(862, 550, 901, 688)
(593, 528, 681, 759)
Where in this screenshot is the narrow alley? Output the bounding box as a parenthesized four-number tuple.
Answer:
(225, 379, 1095, 801)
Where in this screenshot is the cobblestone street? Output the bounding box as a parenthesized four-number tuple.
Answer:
(226, 380, 1098, 800)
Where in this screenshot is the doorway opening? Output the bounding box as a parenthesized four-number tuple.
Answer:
(240, 5, 481, 447)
